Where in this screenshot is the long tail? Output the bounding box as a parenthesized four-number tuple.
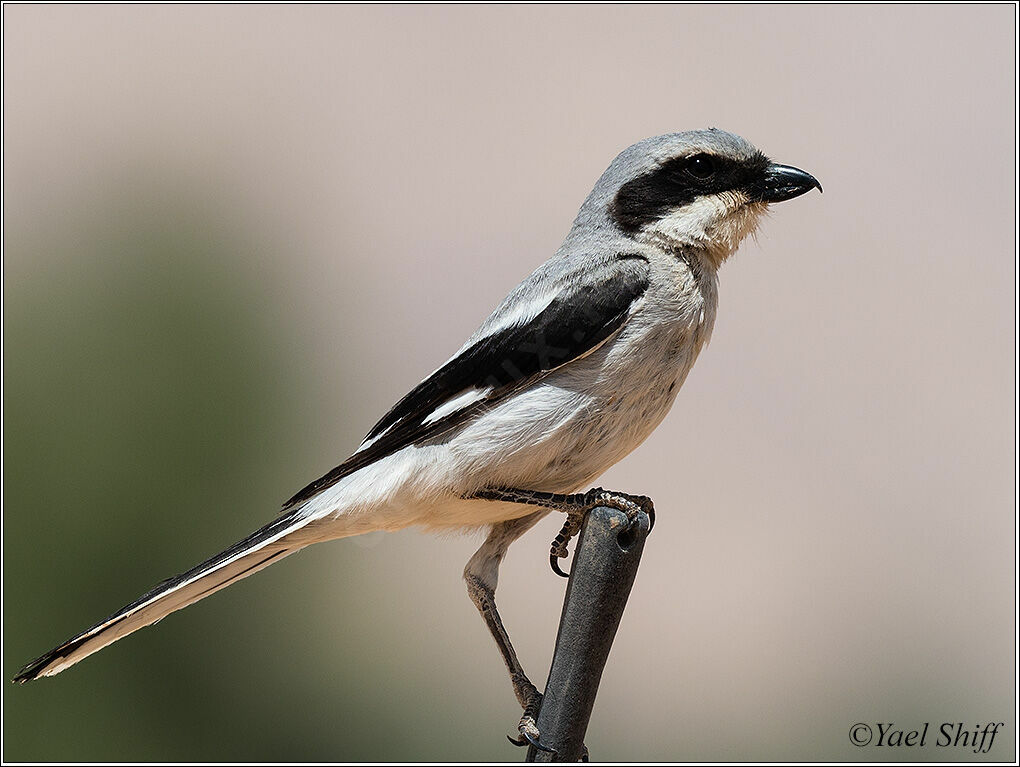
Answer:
(14, 508, 318, 683)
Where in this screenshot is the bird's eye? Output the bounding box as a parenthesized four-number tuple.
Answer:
(684, 154, 716, 179)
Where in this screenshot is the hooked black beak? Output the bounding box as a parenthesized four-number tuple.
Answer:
(754, 163, 822, 203)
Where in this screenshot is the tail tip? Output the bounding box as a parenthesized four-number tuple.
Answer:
(12, 650, 63, 684)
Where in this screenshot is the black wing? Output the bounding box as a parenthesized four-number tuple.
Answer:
(282, 255, 650, 509)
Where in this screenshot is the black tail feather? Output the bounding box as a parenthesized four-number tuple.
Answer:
(13, 509, 305, 683)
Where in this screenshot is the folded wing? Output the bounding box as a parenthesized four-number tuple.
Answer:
(282, 255, 650, 509)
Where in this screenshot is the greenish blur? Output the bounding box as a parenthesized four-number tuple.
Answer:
(2, 192, 472, 761)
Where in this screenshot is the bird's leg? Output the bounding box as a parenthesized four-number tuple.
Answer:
(465, 488, 653, 756)
(471, 486, 655, 577)
(464, 512, 554, 752)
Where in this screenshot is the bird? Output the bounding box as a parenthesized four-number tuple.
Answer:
(14, 128, 820, 751)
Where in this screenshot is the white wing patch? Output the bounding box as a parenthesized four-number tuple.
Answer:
(422, 386, 494, 425)
(470, 287, 560, 348)
(358, 289, 561, 451)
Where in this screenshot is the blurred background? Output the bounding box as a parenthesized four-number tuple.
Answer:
(3, 5, 1015, 762)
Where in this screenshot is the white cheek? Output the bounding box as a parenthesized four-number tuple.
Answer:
(650, 195, 730, 245)
(639, 193, 765, 261)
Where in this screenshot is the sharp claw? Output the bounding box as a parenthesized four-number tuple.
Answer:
(507, 733, 527, 747)
(523, 730, 556, 754)
(647, 507, 655, 532)
(550, 553, 570, 578)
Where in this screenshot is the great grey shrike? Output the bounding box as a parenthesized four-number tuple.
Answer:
(16, 128, 820, 750)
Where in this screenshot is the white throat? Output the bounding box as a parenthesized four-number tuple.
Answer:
(637, 193, 768, 270)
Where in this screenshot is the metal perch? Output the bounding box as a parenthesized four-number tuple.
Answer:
(526, 504, 652, 762)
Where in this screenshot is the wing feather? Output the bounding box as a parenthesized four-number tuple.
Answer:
(282, 255, 649, 509)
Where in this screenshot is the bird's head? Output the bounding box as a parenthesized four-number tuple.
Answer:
(587, 129, 821, 268)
